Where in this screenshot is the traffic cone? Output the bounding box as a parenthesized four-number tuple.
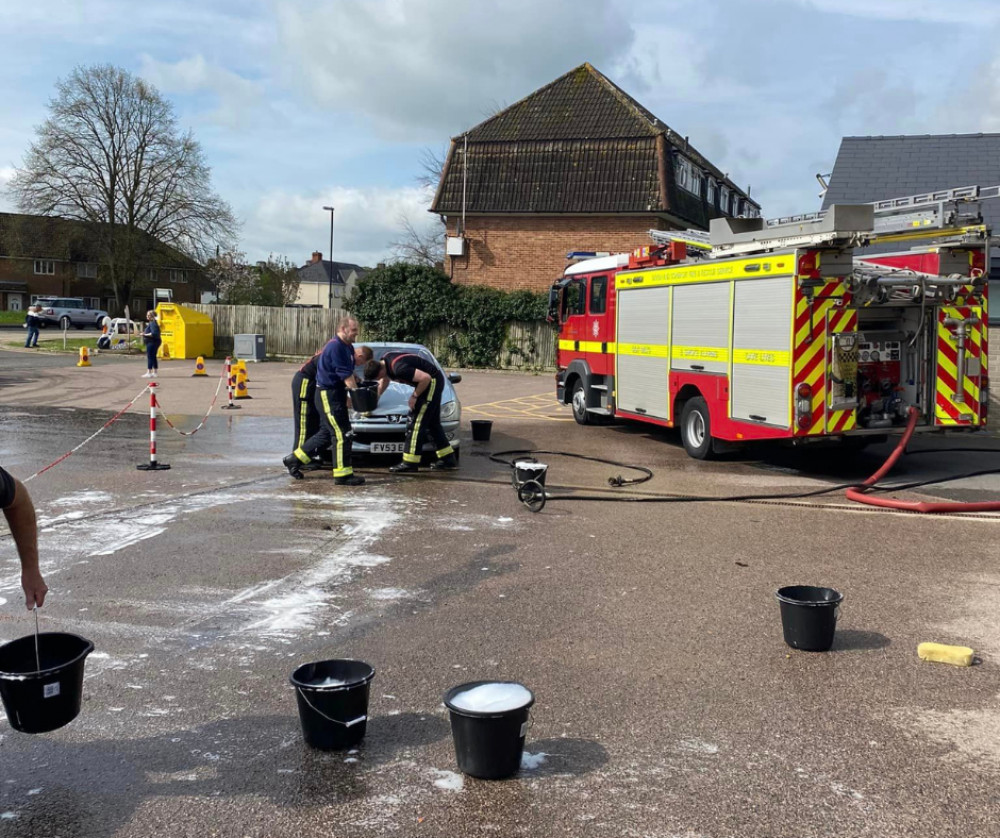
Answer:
(235, 365, 252, 399)
(192, 356, 207, 376)
(77, 347, 91, 367)
(235, 358, 249, 382)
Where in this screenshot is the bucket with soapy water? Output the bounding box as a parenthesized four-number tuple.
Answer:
(513, 460, 547, 489)
(289, 659, 375, 750)
(444, 680, 534, 780)
(0, 632, 94, 734)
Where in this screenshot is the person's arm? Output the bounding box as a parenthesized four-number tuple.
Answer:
(408, 369, 432, 407)
(2, 477, 48, 610)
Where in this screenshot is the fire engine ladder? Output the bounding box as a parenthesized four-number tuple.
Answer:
(649, 184, 1000, 258)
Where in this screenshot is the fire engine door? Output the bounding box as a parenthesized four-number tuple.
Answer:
(934, 305, 985, 426)
(559, 278, 587, 344)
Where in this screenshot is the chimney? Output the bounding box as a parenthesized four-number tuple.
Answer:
(311, 251, 323, 264)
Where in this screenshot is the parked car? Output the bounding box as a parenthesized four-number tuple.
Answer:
(35, 297, 109, 330)
(349, 342, 462, 459)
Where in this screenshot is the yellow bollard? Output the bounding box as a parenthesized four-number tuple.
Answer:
(235, 365, 252, 399)
(77, 346, 92, 367)
(192, 355, 207, 377)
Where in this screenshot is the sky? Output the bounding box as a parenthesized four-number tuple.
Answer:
(3, 0, 1000, 268)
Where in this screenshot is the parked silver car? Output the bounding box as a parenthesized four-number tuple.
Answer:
(350, 342, 462, 458)
(35, 297, 109, 330)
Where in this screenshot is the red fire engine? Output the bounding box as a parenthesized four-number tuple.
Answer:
(549, 185, 991, 458)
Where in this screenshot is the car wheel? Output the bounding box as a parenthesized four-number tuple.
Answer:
(680, 396, 715, 460)
(571, 380, 592, 426)
(59, 316, 72, 330)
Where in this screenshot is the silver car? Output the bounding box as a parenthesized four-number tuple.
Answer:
(350, 342, 462, 459)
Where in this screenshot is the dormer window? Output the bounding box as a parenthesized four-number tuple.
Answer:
(675, 156, 703, 196)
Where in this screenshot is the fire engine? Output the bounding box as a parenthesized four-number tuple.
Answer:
(549, 185, 992, 458)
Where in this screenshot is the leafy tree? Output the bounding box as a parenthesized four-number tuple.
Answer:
(8, 64, 237, 311)
(206, 250, 300, 306)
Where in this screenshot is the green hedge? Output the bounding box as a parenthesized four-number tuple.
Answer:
(345, 263, 549, 368)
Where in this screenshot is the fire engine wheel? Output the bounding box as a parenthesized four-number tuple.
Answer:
(680, 397, 715, 460)
(571, 380, 593, 425)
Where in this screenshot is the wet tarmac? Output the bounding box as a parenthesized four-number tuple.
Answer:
(1, 349, 999, 837)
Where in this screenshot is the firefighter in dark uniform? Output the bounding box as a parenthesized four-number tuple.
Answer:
(364, 350, 458, 472)
(283, 318, 373, 485)
(291, 345, 327, 470)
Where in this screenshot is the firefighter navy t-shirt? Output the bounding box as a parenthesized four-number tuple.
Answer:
(382, 351, 438, 385)
(0, 466, 15, 508)
(316, 337, 355, 391)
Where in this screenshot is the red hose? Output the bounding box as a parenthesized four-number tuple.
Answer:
(846, 406, 1000, 513)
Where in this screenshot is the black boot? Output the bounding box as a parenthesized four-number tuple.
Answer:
(334, 473, 366, 486)
(389, 461, 420, 473)
(429, 455, 458, 471)
(282, 454, 304, 479)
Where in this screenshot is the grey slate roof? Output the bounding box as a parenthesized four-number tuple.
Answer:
(297, 260, 366, 285)
(821, 134, 1000, 233)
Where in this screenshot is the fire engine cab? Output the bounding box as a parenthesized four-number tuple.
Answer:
(549, 185, 991, 458)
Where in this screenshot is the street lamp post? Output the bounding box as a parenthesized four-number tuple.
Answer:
(322, 205, 335, 309)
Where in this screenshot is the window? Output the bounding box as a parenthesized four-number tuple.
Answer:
(169, 269, 188, 283)
(674, 155, 703, 196)
(85, 297, 100, 309)
(76, 263, 97, 279)
(147, 268, 158, 282)
(589, 275, 608, 315)
(562, 279, 586, 320)
(707, 179, 717, 206)
(719, 185, 731, 214)
(34, 260, 55, 275)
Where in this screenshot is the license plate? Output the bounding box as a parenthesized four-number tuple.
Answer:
(371, 442, 405, 454)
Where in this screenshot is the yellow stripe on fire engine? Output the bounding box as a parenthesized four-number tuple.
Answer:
(617, 343, 670, 358)
(558, 340, 616, 354)
(671, 345, 730, 363)
(733, 348, 791, 367)
(616, 255, 794, 289)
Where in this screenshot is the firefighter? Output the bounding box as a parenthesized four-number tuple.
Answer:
(290, 345, 327, 471)
(283, 318, 373, 485)
(363, 351, 458, 472)
(1, 465, 48, 610)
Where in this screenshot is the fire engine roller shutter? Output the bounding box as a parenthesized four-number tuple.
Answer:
(671, 281, 731, 373)
(731, 276, 793, 427)
(616, 285, 670, 420)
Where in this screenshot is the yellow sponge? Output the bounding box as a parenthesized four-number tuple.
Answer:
(917, 642, 975, 667)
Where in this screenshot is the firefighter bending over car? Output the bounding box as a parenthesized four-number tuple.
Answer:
(283, 318, 372, 486)
(289, 342, 330, 472)
(364, 351, 458, 473)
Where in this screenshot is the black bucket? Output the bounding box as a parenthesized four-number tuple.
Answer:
(0, 632, 94, 734)
(776, 586, 843, 652)
(290, 659, 375, 750)
(349, 384, 378, 413)
(471, 420, 493, 442)
(444, 681, 534, 780)
(514, 460, 547, 488)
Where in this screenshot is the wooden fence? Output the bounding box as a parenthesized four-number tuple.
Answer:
(188, 304, 557, 371)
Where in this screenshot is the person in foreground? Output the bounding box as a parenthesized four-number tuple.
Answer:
(0, 466, 49, 610)
(364, 350, 458, 473)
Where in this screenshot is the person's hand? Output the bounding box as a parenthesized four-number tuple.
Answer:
(22, 570, 48, 610)
(408, 395, 416, 409)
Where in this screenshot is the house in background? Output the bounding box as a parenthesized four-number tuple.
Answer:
(821, 133, 1000, 326)
(431, 63, 759, 294)
(295, 252, 367, 307)
(0, 212, 204, 314)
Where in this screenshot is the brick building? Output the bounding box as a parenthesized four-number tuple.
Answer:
(0, 212, 203, 314)
(431, 63, 759, 293)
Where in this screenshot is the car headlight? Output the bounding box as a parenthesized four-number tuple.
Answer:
(440, 400, 459, 422)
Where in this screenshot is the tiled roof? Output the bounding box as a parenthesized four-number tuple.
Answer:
(0, 212, 200, 267)
(431, 63, 753, 224)
(821, 134, 1000, 235)
(297, 260, 367, 285)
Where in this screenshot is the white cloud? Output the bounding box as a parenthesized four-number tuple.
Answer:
(789, 0, 1000, 24)
(138, 54, 264, 129)
(274, 0, 635, 140)
(242, 184, 436, 267)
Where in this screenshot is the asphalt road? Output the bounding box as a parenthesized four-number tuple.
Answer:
(1, 348, 999, 838)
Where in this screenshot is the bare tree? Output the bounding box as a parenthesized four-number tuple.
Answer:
(8, 64, 238, 311)
(206, 249, 300, 306)
(389, 145, 446, 266)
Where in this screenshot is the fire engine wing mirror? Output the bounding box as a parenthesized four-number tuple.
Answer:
(547, 279, 570, 324)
